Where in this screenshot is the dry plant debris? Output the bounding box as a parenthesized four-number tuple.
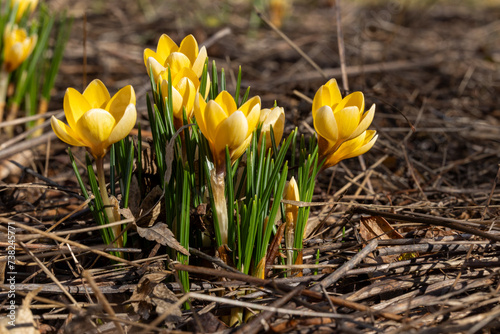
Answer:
(1, 0, 500, 333)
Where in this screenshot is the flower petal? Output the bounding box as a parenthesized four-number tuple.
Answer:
(160, 79, 183, 117)
(143, 48, 159, 68)
(313, 105, 338, 143)
(335, 91, 365, 116)
(239, 95, 261, 117)
(106, 104, 137, 146)
(259, 108, 271, 123)
(105, 85, 136, 122)
(176, 77, 197, 119)
(194, 93, 209, 138)
(50, 116, 87, 147)
(351, 103, 375, 140)
(64, 88, 91, 131)
(324, 130, 378, 168)
(205, 99, 228, 141)
(260, 106, 285, 148)
(214, 91, 237, 115)
(312, 79, 341, 116)
(156, 34, 178, 64)
(83, 79, 110, 109)
(244, 98, 261, 138)
(215, 111, 248, 153)
(192, 46, 207, 78)
(146, 57, 166, 82)
(164, 52, 192, 77)
(178, 34, 198, 65)
(172, 67, 199, 88)
(76, 109, 116, 157)
(230, 134, 252, 165)
(284, 176, 300, 223)
(334, 106, 361, 141)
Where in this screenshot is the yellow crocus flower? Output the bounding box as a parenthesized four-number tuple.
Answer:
(147, 57, 203, 129)
(2, 24, 37, 72)
(284, 176, 299, 267)
(144, 34, 207, 79)
(11, 0, 38, 22)
(284, 176, 299, 227)
(194, 91, 260, 170)
(312, 79, 377, 168)
(51, 79, 137, 159)
(258, 106, 285, 152)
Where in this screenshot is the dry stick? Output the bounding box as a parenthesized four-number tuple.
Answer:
(189, 247, 241, 274)
(235, 285, 306, 334)
(18, 242, 80, 307)
(374, 243, 497, 257)
(0, 110, 59, 129)
(333, 0, 349, 92)
(171, 263, 403, 322)
(255, 7, 327, 80)
(0, 116, 56, 151)
(0, 132, 56, 161)
(311, 240, 378, 292)
(188, 292, 349, 319)
(351, 207, 500, 242)
(12, 222, 145, 268)
(82, 270, 125, 334)
(380, 276, 497, 315)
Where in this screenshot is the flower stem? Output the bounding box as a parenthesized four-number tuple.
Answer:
(0, 68, 9, 125)
(96, 156, 122, 248)
(210, 168, 228, 246)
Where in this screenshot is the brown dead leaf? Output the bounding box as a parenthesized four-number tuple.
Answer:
(127, 175, 142, 217)
(136, 223, 189, 256)
(360, 216, 416, 264)
(136, 185, 164, 227)
(126, 273, 181, 323)
(360, 216, 404, 242)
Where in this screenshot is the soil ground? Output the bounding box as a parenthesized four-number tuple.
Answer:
(1, 0, 500, 333)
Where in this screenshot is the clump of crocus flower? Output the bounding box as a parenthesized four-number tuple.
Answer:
(144, 34, 207, 79)
(10, 0, 38, 22)
(0, 24, 37, 123)
(2, 24, 37, 73)
(312, 79, 377, 169)
(144, 34, 208, 129)
(51, 80, 137, 247)
(194, 90, 261, 246)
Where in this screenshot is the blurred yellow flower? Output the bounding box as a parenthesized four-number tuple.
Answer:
(2, 24, 37, 72)
(312, 79, 377, 168)
(258, 106, 285, 152)
(194, 91, 260, 169)
(144, 34, 207, 79)
(11, 0, 38, 21)
(51, 80, 137, 159)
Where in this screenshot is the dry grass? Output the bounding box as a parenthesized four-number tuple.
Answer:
(1, 0, 500, 333)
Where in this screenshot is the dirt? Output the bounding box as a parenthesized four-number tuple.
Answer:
(1, 0, 500, 333)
